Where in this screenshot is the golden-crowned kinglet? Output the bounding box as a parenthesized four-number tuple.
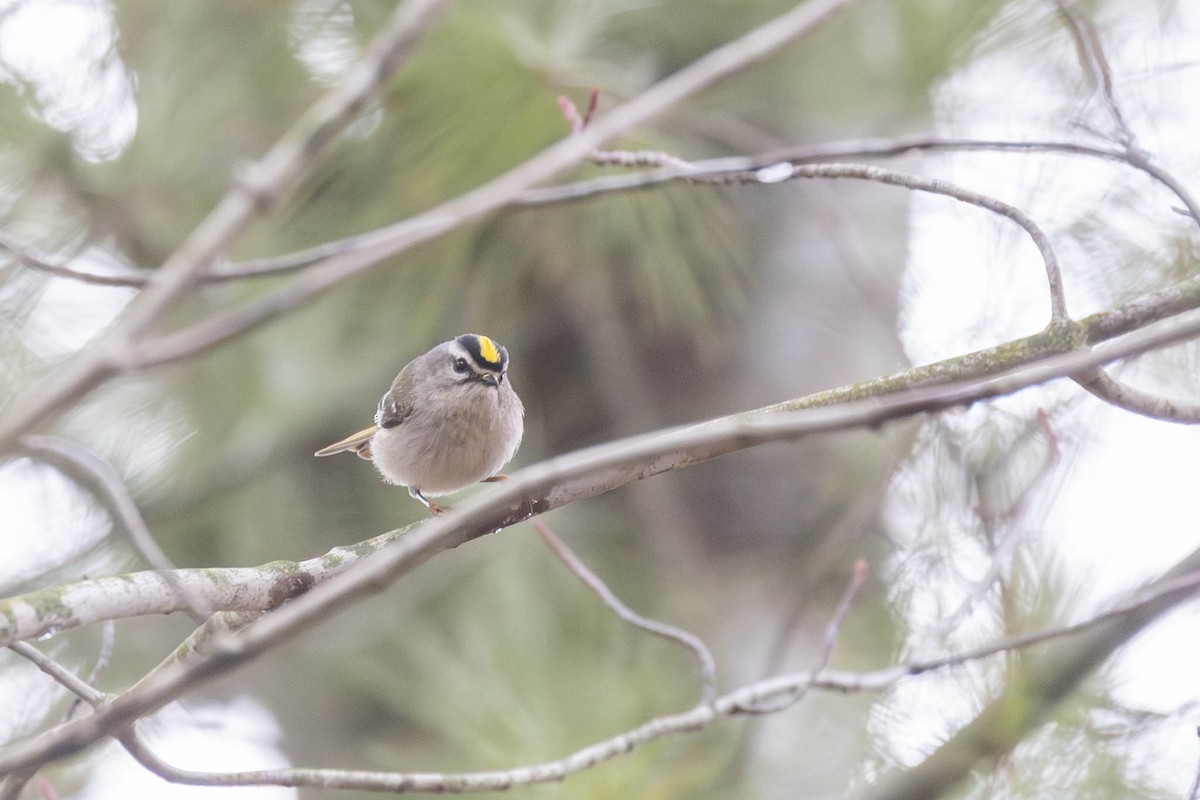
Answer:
(315, 334, 524, 514)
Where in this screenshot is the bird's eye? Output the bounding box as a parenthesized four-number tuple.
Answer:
(452, 357, 470, 374)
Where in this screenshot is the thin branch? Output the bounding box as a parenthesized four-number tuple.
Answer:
(0, 231, 335, 288)
(736, 161, 1070, 324)
(0, 234, 144, 288)
(734, 558, 869, 714)
(3, 640, 111, 800)
(0, 0, 451, 454)
(14, 136, 1198, 298)
(1075, 369, 1200, 423)
(18, 435, 212, 620)
(532, 518, 717, 704)
(9, 643, 106, 706)
(66, 620, 114, 722)
(906, 568, 1200, 677)
(1055, 0, 1138, 150)
(5, 307, 1200, 776)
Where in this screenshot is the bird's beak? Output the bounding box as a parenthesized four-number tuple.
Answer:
(480, 373, 500, 387)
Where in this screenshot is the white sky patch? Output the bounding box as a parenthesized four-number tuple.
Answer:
(74, 698, 296, 799)
(0, 0, 137, 160)
(288, 0, 359, 83)
(0, 458, 115, 591)
(885, 0, 1200, 792)
(21, 248, 137, 360)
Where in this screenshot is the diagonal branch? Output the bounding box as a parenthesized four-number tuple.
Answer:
(855, 562, 1200, 800)
(0, 0, 451, 455)
(2, 286, 1196, 649)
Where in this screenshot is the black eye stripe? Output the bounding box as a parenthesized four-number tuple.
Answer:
(455, 334, 507, 372)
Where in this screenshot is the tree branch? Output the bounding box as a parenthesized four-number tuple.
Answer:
(3, 305, 1200, 776)
(1054, 0, 1138, 150)
(3, 291, 1197, 650)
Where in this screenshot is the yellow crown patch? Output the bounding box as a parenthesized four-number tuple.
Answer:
(477, 335, 501, 365)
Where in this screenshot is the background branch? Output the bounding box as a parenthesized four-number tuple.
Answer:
(533, 518, 718, 704)
(0, 0, 450, 454)
(120, 0, 861, 369)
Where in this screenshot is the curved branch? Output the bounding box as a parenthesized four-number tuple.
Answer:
(1075, 369, 1200, 423)
(534, 518, 718, 704)
(762, 162, 1069, 324)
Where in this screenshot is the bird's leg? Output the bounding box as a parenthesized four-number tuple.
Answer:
(409, 486, 448, 515)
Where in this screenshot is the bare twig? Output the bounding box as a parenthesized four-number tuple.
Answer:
(733, 161, 1069, 323)
(0, 234, 145, 288)
(66, 620, 114, 721)
(558, 92, 699, 171)
(0, 231, 339, 287)
(9, 642, 106, 706)
(906, 568, 1200, 677)
(532, 518, 718, 704)
(18, 435, 212, 620)
(3, 640, 111, 800)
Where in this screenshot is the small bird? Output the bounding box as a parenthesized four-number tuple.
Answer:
(315, 334, 524, 514)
